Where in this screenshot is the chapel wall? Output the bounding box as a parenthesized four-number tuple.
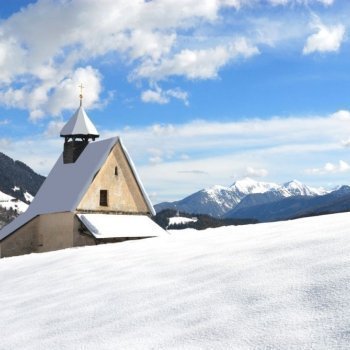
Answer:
(35, 212, 75, 253)
(77, 141, 150, 214)
(0, 217, 39, 258)
(72, 215, 96, 247)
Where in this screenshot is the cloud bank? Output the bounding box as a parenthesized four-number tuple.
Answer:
(3, 109, 350, 201)
(0, 0, 344, 118)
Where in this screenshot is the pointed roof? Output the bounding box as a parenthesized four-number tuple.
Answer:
(0, 137, 156, 241)
(60, 105, 99, 137)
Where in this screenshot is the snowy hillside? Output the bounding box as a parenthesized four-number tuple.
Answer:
(0, 190, 28, 212)
(0, 152, 45, 203)
(1, 213, 350, 349)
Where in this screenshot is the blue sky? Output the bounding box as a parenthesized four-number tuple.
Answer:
(1, 0, 350, 202)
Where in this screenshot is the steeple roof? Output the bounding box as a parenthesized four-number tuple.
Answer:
(60, 105, 99, 137)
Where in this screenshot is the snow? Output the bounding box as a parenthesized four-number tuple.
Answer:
(204, 185, 236, 203)
(78, 214, 167, 238)
(0, 190, 28, 212)
(60, 105, 99, 136)
(168, 216, 198, 226)
(283, 180, 325, 196)
(230, 177, 279, 195)
(230, 178, 326, 201)
(1, 212, 350, 349)
(0, 191, 14, 201)
(24, 191, 34, 202)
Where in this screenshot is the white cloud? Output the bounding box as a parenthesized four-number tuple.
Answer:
(0, 0, 251, 118)
(141, 89, 169, 105)
(151, 124, 176, 136)
(141, 86, 189, 105)
(44, 66, 102, 117)
(149, 156, 163, 165)
(134, 38, 259, 80)
(0, 138, 11, 148)
(341, 138, 350, 147)
(268, 0, 334, 5)
(0, 65, 102, 121)
(0, 119, 9, 125)
(5, 109, 350, 200)
(245, 166, 269, 178)
(178, 170, 208, 174)
(318, 0, 334, 4)
(44, 120, 65, 138)
(101, 109, 350, 199)
(166, 89, 189, 106)
(0, 0, 342, 118)
(306, 160, 350, 175)
(303, 17, 345, 54)
(331, 110, 350, 121)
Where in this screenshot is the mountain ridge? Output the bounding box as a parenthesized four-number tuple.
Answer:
(154, 177, 329, 219)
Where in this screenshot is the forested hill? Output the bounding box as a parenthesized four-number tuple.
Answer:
(0, 152, 45, 203)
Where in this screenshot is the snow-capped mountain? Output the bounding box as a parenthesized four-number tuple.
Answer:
(155, 177, 326, 217)
(230, 180, 328, 212)
(225, 185, 350, 222)
(155, 178, 283, 217)
(230, 177, 279, 196)
(282, 180, 328, 197)
(155, 184, 243, 217)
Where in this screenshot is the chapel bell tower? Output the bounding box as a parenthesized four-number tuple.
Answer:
(60, 85, 99, 164)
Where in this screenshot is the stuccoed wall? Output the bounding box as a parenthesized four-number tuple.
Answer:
(35, 212, 75, 253)
(0, 216, 39, 258)
(77, 141, 149, 214)
(73, 215, 96, 247)
(0, 212, 96, 258)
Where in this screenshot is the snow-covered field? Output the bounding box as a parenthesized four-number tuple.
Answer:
(0, 190, 28, 212)
(168, 216, 198, 226)
(1, 213, 350, 349)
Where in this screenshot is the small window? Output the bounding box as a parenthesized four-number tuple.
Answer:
(114, 166, 118, 176)
(100, 190, 108, 206)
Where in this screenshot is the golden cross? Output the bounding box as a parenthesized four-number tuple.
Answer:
(78, 83, 84, 106)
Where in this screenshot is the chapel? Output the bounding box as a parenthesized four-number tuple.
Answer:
(0, 92, 165, 258)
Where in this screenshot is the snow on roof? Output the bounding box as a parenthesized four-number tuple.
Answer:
(0, 136, 156, 241)
(60, 106, 99, 137)
(78, 214, 166, 239)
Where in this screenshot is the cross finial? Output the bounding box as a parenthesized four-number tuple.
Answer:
(78, 83, 84, 106)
